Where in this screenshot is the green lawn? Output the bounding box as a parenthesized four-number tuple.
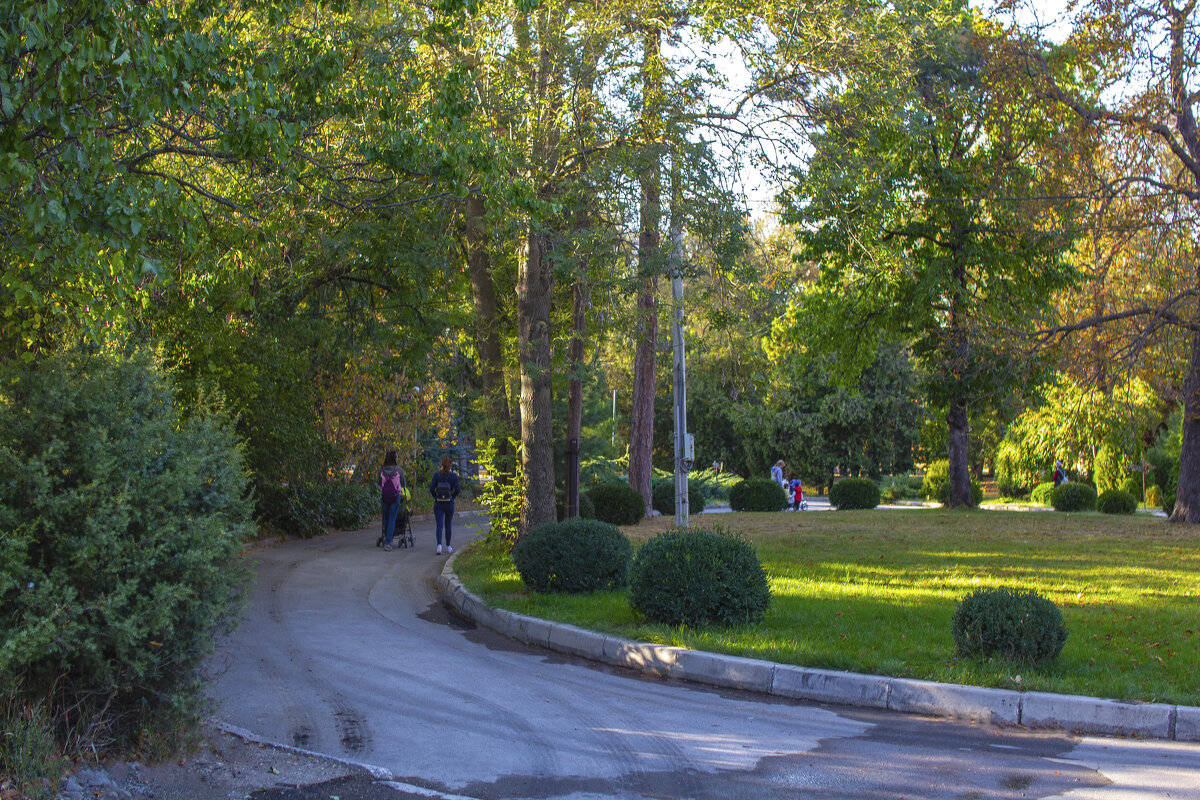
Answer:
(453, 509, 1200, 705)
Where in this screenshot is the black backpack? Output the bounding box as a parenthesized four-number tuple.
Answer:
(433, 474, 453, 502)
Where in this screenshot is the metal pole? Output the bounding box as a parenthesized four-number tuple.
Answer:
(669, 186, 689, 527)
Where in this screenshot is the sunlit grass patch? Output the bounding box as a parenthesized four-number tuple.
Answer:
(454, 510, 1200, 704)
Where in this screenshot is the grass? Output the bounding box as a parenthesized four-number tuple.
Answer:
(453, 509, 1200, 705)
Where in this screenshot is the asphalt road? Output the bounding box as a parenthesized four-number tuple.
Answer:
(206, 516, 1200, 800)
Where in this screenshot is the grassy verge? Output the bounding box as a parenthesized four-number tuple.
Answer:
(453, 509, 1200, 705)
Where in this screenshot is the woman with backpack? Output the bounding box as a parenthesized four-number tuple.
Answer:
(378, 450, 407, 552)
(429, 455, 461, 555)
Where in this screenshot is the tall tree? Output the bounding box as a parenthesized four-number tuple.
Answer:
(780, 0, 1076, 507)
(1014, 0, 1200, 521)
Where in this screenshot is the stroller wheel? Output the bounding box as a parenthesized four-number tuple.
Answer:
(800, 501, 809, 511)
(376, 535, 383, 547)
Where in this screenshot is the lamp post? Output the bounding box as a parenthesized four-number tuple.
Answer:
(669, 208, 691, 526)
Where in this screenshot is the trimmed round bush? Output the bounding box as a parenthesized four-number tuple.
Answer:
(729, 478, 786, 512)
(652, 479, 707, 515)
(829, 477, 881, 510)
(0, 351, 252, 755)
(586, 482, 646, 525)
(1051, 482, 1098, 512)
(936, 477, 983, 507)
(512, 518, 633, 594)
(1097, 489, 1137, 515)
(630, 524, 771, 627)
(1030, 482, 1055, 505)
(952, 588, 1068, 664)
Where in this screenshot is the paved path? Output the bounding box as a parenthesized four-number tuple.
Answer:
(207, 519, 1200, 799)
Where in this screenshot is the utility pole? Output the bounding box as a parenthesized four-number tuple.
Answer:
(669, 168, 691, 526)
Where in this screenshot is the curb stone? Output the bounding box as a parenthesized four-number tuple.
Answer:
(439, 559, 1200, 742)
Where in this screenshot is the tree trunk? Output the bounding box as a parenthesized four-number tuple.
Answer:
(628, 24, 662, 518)
(1171, 289, 1200, 522)
(465, 193, 513, 458)
(565, 276, 587, 518)
(518, 229, 556, 532)
(947, 398, 974, 508)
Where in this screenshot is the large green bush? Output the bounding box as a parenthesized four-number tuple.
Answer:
(586, 482, 646, 525)
(952, 588, 1068, 664)
(728, 478, 786, 511)
(1051, 482, 1098, 512)
(652, 479, 707, 515)
(0, 351, 252, 763)
(921, 459, 950, 500)
(1097, 489, 1137, 515)
(936, 477, 983, 507)
(512, 519, 632, 594)
(629, 525, 771, 627)
(1030, 482, 1055, 505)
(829, 477, 881, 510)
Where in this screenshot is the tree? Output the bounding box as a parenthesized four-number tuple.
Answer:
(780, 0, 1077, 507)
(1014, 0, 1200, 521)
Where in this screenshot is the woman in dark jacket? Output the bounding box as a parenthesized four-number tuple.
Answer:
(429, 455, 460, 554)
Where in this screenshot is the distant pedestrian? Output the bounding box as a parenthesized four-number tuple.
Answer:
(378, 450, 407, 552)
(429, 456, 461, 555)
(1053, 460, 1068, 488)
(770, 460, 787, 491)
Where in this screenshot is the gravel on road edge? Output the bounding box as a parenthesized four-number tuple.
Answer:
(56, 721, 367, 800)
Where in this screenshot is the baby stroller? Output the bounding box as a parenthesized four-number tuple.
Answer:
(377, 488, 415, 549)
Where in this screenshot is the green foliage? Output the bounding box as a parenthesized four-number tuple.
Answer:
(921, 460, 950, 500)
(1097, 489, 1137, 515)
(652, 479, 707, 515)
(257, 479, 376, 538)
(578, 491, 596, 520)
(1031, 482, 1056, 505)
(0, 682, 65, 799)
(476, 439, 525, 546)
(629, 525, 771, 627)
(1094, 442, 1133, 495)
(586, 483, 646, 526)
(829, 477, 881, 510)
(952, 588, 1068, 665)
(511, 519, 632, 594)
(880, 473, 924, 502)
(0, 351, 251, 760)
(685, 468, 741, 503)
(995, 375, 1160, 491)
(1120, 475, 1145, 502)
(1145, 484, 1162, 509)
(1051, 482, 1098, 512)
(729, 478, 787, 512)
(936, 477, 983, 507)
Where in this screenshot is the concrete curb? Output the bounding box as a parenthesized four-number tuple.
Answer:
(438, 559, 1200, 742)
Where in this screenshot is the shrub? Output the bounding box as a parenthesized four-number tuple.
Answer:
(1145, 484, 1162, 509)
(578, 491, 596, 520)
(921, 459, 950, 500)
(652, 479, 707, 515)
(829, 477, 881, 510)
(0, 351, 252, 763)
(585, 482, 646, 525)
(630, 524, 770, 627)
(512, 518, 633, 594)
(1093, 442, 1131, 495)
(1030, 482, 1056, 505)
(1097, 489, 1137, 515)
(729, 478, 787, 511)
(1051, 482, 1098, 512)
(952, 588, 1068, 664)
(1120, 475, 1145, 502)
(880, 473, 923, 502)
(936, 477, 984, 507)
